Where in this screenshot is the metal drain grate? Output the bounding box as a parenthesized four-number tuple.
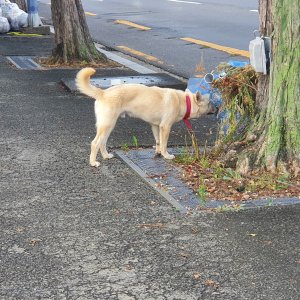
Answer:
(116, 148, 212, 213)
(116, 148, 300, 212)
(6, 56, 42, 70)
(62, 73, 186, 93)
(90, 75, 165, 88)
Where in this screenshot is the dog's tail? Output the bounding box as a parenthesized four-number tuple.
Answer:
(76, 68, 103, 99)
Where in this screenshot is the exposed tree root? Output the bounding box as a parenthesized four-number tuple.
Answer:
(215, 129, 300, 178)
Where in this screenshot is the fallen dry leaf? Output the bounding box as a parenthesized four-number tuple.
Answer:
(192, 272, 201, 280)
(191, 226, 200, 234)
(179, 252, 190, 258)
(248, 233, 257, 237)
(204, 279, 219, 288)
(137, 223, 165, 229)
(114, 209, 121, 215)
(262, 240, 272, 245)
(124, 264, 134, 271)
(175, 157, 300, 203)
(29, 239, 41, 246)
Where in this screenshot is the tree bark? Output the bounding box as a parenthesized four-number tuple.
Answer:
(49, 0, 107, 64)
(255, 0, 273, 111)
(236, 0, 300, 175)
(10, 0, 27, 12)
(260, 0, 300, 173)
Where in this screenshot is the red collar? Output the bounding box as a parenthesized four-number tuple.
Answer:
(183, 95, 193, 130)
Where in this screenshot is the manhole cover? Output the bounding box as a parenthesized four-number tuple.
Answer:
(6, 56, 42, 70)
(116, 148, 300, 212)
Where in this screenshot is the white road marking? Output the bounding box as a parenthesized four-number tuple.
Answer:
(168, 0, 202, 5)
(250, 9, 258, 12)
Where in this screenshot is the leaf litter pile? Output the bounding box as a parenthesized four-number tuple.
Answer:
(175, 153, 300, 203)
(38, 57, 119, 69)
(173, 63, 300, 205)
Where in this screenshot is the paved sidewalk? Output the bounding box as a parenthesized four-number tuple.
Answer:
(0, 35, 299, 300)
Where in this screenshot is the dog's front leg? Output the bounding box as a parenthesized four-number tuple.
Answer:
(159, 124, 175, 160)
(151, 124, 161, 155)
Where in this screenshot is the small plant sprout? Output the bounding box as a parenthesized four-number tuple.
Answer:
(174, 148, 195, 164)
(190, 132, 201, 161)
(121, 143, 129, 152)
(132, 135, 139, 148)
(174, 135, 197, 164)
(199, 155, 210, 168)
(225, 168, 241, 180)
(197, 176, 207, 206)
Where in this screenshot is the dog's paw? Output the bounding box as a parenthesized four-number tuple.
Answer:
(104, 153, 114, 159)
(90, 161, 100, 167)
(163, 154, 175, 160)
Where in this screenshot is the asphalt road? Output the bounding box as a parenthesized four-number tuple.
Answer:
(1, 36, 300, 299)
(82, 0, 258, 49)
(38, 0, 259, 77)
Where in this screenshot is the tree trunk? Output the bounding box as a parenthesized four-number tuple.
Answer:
(11, 0, 27, 12)
(49, 0, 107, 64)
(236, 0, 300, 175)
(255, 0, 273, 111)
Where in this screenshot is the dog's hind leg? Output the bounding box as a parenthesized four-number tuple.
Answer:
(151, 124, 161, 155)
(90, 119, 117, 167)
(159, 123, 175, 160)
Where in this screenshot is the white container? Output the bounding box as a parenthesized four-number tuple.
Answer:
(249, 37, 267, 74)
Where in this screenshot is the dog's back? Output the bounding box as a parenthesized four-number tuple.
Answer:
(76, 68, 184, 111)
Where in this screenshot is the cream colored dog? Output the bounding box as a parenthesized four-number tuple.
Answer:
(76, 68, 216, 167)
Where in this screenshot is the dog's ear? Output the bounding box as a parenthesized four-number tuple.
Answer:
(196, 91, 202, 102)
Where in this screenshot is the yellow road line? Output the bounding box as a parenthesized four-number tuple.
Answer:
(181, 37, 250, 58)
(115, 20, 151, 31)
(85, 12, 97, 16)
(117, 46, 163, 63)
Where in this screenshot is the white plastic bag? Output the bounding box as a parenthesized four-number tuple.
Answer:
(0, 16, 10, 33)
(10, 3, 28, 29)
(1, 3, 14, 20)
(1, 2, 28, 30)
(10, 3, 20, 16)
(249, 37, 267, 74)
(0, 0, 11, 5)
(17, 12, 28, 27)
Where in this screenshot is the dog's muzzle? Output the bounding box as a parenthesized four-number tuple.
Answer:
(207, 103, 219, 115)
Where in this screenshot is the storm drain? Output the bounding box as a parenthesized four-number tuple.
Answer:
(90, 75, 165, 88)
(116, 148, 300, 213)
(6, 56, 42, 70)
(62, 73, 186, 93)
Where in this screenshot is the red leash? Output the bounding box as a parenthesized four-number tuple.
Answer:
(183, 95, 193, 131)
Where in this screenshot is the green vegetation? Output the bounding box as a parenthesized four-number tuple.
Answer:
(132, 135, 139, 148)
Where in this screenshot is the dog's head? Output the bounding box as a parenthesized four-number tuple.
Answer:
(190, 91, 218, 118)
